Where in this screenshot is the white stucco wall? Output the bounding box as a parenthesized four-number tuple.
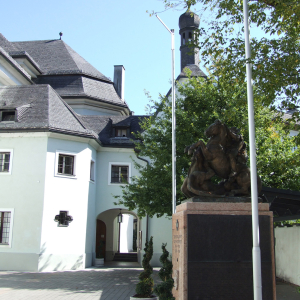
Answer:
(39, 137, 97, 271)
(0, 133, 48, 271)
(275, 226, 300, 285)
(140, 215, 172, 267)
(96, 148, 143, 213)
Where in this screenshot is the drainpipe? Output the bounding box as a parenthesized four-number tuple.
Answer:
(136, 155, 150, 243)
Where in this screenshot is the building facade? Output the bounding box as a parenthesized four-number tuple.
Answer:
(0, 10, 204, 272)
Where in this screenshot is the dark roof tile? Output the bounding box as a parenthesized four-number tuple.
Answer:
(0, 85, 97, 139)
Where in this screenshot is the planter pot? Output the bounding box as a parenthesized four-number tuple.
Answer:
(95, 258, 104, 267)
(130, 295, 158, 300)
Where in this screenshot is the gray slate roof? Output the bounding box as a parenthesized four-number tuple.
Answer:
(0, 85, 97, 139)
(177, 64, 206, 80)
(0, 34, 19, 53)
(79, 115, 146, 147)
(12, 39, 109, 81)
(35, 75, 126, 107)
(0, 34, 130, 112)
(0, 85, 145, 147)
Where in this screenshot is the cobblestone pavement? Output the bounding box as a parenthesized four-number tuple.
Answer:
(0, 266, 160, 300)
(0, 266, 298, 300)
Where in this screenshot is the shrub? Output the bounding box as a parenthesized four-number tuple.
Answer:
(154, 243, 174, 300)
(135, 236, 154, 298)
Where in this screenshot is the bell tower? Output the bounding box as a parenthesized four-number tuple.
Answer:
(179, 10, 200, 71)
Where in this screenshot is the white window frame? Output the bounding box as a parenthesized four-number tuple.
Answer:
(55, 150, 77, 179)
(0, 208, 14, 248)
(0, 149, 13, 175)
(90, 159, 95, 182)
(108, 162, 131, 185)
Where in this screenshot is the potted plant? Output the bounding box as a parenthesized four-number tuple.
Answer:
(154, 243, 174, 300)
(95, 240, 105, 267)
(130, 236, 158, 299)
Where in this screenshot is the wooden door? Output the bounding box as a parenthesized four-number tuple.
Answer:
(96, 220, 106, 259)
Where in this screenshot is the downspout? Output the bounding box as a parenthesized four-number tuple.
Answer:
(136, 155, 150, 243)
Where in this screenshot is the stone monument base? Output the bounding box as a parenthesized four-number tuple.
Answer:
(172, 200, 276, 300)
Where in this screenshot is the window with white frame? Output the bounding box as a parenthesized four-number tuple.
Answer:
(0, 150, 13, 174)
(109, 162, 131, 184)
(58, 154, 74, 175)
(0, 209, 14, 246)
(55, 151, 77, 178)
(90, 160, 95, 181)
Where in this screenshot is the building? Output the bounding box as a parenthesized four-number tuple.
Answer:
(0, 10, 205, 272)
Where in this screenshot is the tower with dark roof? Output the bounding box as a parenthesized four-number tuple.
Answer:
(179, 10, 200, 71)
(177, 11, 206, 79)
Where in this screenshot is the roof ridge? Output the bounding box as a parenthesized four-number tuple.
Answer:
(12, 39, 60, 43)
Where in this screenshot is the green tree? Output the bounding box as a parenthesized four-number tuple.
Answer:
(153, 0, 300, 112)
(114, 75, 300, 217)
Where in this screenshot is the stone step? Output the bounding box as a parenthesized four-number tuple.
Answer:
(113, 252, 138, 262)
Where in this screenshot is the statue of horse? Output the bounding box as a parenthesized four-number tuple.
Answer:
(187, 120, 232, 179)
(181, 143, 226, 198)
(183, 120, 261, 197)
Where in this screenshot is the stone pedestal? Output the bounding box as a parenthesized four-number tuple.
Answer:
(172, 201, 276, 300)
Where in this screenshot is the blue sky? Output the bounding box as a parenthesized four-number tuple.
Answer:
(1, 0, 267, 115)
(1, 0, 193, 115)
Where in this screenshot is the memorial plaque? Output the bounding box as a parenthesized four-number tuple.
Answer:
(187, 214, 274, 300)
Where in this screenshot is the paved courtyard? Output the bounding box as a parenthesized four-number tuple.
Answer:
(0, 265, 299, 300)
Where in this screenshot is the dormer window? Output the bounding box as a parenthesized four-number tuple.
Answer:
(116, 129, 127, 137)
(113, 127, 129, 138)
(0, 110, 16, 122)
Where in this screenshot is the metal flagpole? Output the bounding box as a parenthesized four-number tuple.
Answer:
(156, 15, 176, 215)
(243, 1, 263, 299)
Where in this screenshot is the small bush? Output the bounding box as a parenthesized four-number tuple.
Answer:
(135, 236, 154, 298)
(154, 243, 174, 300)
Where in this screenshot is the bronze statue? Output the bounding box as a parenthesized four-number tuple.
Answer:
(181, 120, 261, 198)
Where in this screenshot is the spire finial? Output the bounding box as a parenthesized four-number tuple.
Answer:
(59, 32, 63, 40)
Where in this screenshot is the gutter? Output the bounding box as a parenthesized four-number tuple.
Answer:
(136, 154, 151, 243)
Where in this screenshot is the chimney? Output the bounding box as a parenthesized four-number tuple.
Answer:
(113, 65, 125, 101)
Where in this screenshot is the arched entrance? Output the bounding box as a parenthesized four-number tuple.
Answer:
(96, 209, 139, 263)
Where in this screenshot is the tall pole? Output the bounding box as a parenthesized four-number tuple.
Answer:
(156, 15, 176, 215)
(243, 1, 263, 299)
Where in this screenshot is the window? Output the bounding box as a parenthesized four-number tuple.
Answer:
(58, 154, 74, 175)
(115, 128, 128, 137)
(111, 165, 128, 183)
(0, 209, 14, 246)
(108, 162, 131, 185)
(0, 150, 13, 175)
(55, 151, 77, 178)
(90, 160, 95, 181)
(183, 33, 186, 45)
(0, 152, 10, 172)
(0, 110, 16, 122)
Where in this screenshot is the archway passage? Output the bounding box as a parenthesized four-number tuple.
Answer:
(96, 220, 106, 260)
(114, 213, 138, 262)
(96, 209, 139, 263)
